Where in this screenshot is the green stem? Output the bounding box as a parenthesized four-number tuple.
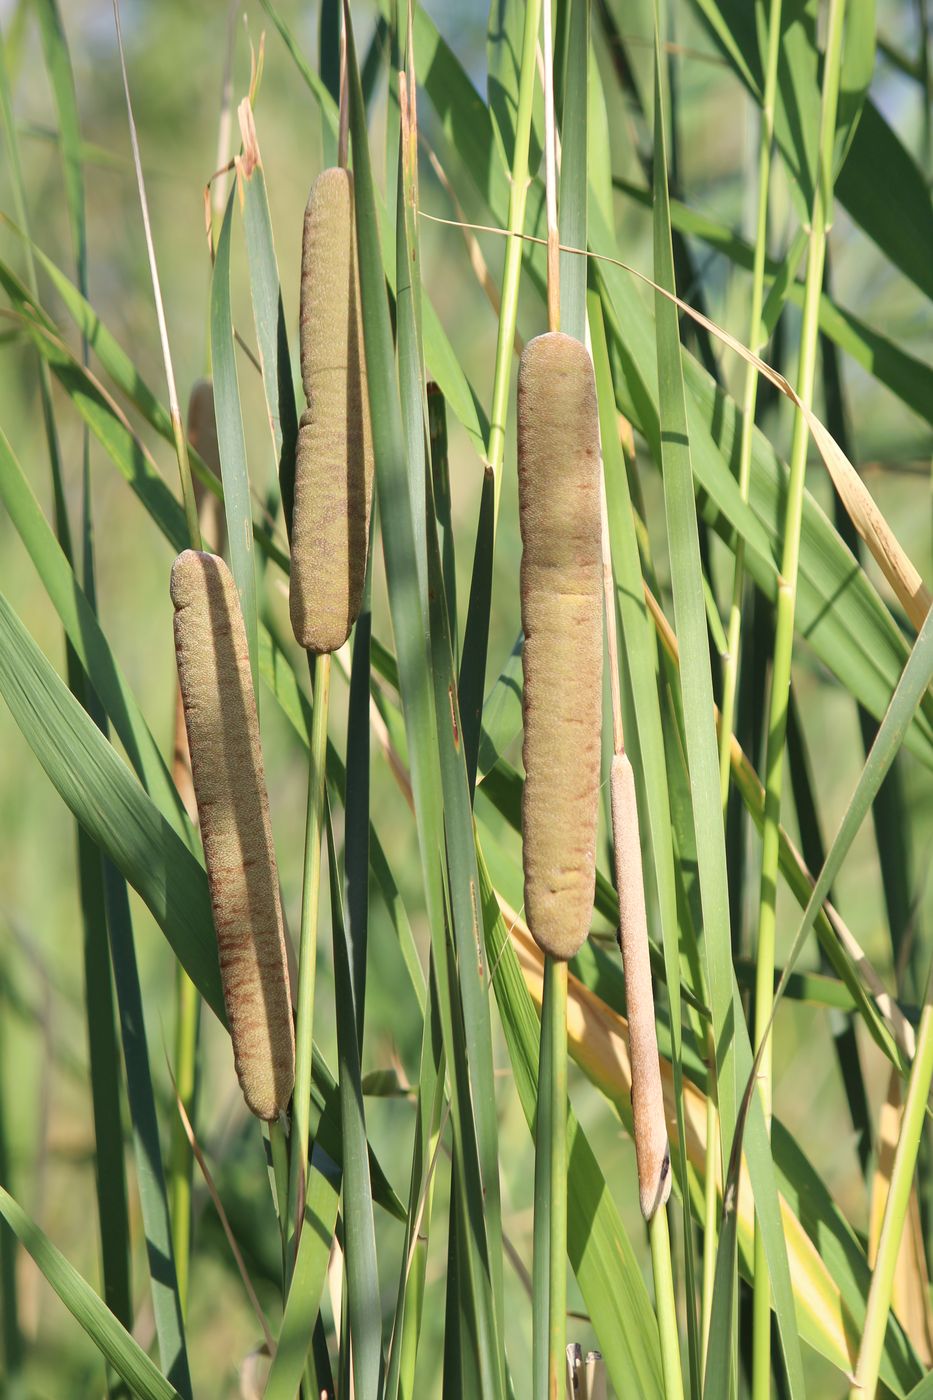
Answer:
(268, 1116, 290, 1275)
(650, 1204, 685, 1400)
(533, 958, 569, 1398)
(287, 651, 331, 1267)
(752, 4, 847, 1394)
(532, 964, 554, 1399)
(716, 0, 783, 811)
(168, 963, 199, 1314)
(850, 979, 933, 1399)
(700, 1026, 718, 1365)
(545, 957, 568, 1400)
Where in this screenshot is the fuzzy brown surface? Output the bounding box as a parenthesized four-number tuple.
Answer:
(289, 167, 373, 654)
(171, 550, 295, 1120)
(611, 753, 671, 1219)
(518, 332, 602, 961)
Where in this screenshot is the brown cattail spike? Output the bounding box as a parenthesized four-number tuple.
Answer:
(611, 752, 671, 1219)
(171, 550, 295, 1120)
(289, 167, 373, 654)
(518, 331, 603, 961)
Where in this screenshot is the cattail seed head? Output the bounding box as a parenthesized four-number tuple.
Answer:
(611, 752, 671, 1219)
(171, 549, 295, 1119)
(289, 167, 373, 654)
(518, 331, 603, 961)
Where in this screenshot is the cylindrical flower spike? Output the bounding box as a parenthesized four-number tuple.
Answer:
(171, 549, 295, 1120)
(289, 167, 373, 654)
(518, 331, 603, 961)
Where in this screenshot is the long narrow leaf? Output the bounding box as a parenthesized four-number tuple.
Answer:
(0, 1187, 180, 1400)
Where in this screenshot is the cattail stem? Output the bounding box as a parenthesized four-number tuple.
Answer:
(542, 0, 560, 335)
(287, 650, 331, 1267)
(532, 11, 570, 1396)
(752, 2, 847, 1392)
(169, 381, 224, 1317)
(169, 966, 199, 1316)
(715, 0, 783, 816)
(337, 20, 349, 171)
(533, 956, 569, 1399)
(547, 960, 568, 1400)
(650, 1206, 685, 1400)
(268, 1115, 291, 1278)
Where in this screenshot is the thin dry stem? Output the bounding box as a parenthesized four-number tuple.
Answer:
(173, 1089, 275, 1352)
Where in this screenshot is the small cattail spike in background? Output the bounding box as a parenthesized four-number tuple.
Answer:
(172, 549, 295, 1121)
(610, 751, 672, 1220)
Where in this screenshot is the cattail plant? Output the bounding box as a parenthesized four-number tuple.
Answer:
(519, 333, 603, 1398)
(168, 378, 229, 1313)
(520, 10, 605, 1391)
(289, 166, 373, 655)
(283, 101, 375, 1258)
(171, 549, 295, 1121)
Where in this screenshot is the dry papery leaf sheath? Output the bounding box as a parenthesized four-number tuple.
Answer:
(172, 549, 295, 1120)
(289, 166, 374, 655)
(518, 331, 603, 961)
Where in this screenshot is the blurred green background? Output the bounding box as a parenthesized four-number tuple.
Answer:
(0, 0, 931, 1392)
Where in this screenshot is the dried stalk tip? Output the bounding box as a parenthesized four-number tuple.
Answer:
(518, 331, 603, 961)
(171, 549, 295, 1120)
(185, 380, 227, 561)
(610, 752, 671, 1219)
(289, 167, 374, 654)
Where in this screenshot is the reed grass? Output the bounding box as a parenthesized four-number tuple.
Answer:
(0, 3, 931, 1398)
